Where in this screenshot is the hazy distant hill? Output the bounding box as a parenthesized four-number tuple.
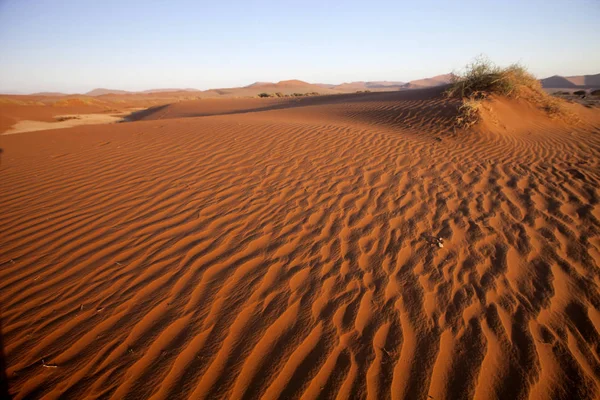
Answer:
(540, 73, 600, 89)
(239, 80, 340, 95)
(30, 92, 69, 96)
(141, 88, 199, 93)
(403, 74, 454, 89)
(328, 81, 406, 91)
(245, 82, 273, 88)
(22, 71, 600, 99)
(86, 88, 201, 96)
(86, 88, 132, 96)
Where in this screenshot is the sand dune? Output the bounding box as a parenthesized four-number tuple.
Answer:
(541, 74, 600, 89)
(1, 88, 600, 399)
(403, 74, 454, 89)
(325, 82, 407, 92)
(2, 112, 137, 135)
(0, 93, 200, 133)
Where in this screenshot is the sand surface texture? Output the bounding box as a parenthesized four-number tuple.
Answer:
(2, 112, 138, 135)
(1, 88, 600, 399)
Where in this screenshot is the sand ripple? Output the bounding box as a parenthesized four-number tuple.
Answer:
(1, 90, 600, 399)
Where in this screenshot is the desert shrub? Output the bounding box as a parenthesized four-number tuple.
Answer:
(448, 56, 565, 126)
(289, 92, 320, 97)
(539, 96, 564, 116)
(447, 56, 541, 99)
(258, 93, 271, 98)
(54, 116, 80, 122)
(274, 92, 284, 97)
(591, 89, 600, 96)
(455, 98, 484, 128)
(573, 90, 586, 96)
(553, 91, 570, 96)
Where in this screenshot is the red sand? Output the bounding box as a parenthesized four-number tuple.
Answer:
(1, 88, 600, 399)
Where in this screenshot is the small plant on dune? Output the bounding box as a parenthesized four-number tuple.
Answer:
(447, 55, 539, 99)
(455, 98, 484, 128)
(54, 115, 80, 122)
(573, 90, 586, 96)
(447, 55, 566, 127)
(257, 92, 272, 98)
(591, 89, 600, 96)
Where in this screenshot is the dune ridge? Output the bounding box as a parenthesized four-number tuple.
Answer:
(1, 89, 600, 399)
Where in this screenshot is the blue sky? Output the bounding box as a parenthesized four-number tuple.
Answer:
(0, 0, 598, 93)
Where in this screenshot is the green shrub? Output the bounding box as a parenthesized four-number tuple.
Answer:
(258, 93, 271, 98)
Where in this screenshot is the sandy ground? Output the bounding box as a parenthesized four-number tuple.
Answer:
(2, 111, 141, 135)
(1, 88, 600, 399)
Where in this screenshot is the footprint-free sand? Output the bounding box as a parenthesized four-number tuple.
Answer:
(2, 88, 600, 399)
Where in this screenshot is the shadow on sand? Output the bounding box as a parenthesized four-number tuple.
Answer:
(120, 86, 461, 134)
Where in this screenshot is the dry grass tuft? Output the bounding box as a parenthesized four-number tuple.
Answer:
(448, 56, 567, 127)
(455, 98, 484, 128)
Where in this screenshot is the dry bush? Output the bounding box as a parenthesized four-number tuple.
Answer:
(448, 56, 565, 127)
(447, 56, 541, 99)
(456, 98, 484, 128)
(54, 115, 81, 122)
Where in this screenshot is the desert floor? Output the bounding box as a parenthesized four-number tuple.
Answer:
(1, 88, 600, 399)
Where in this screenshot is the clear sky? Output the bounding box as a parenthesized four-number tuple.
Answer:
(0, 0, 598, 93)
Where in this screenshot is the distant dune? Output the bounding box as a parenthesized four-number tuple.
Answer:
(330, 81, 406, 91)
(245, 81, 277, 88)
(4, 70, 600, 134)
(85, 88, 133, 96)
(141, 88, 199, 94)
(10, 71, 600, 100)
(541, 73, 600, 89)
(2, 87, 600, 398)
(0, 92, 195, 133)
(30, 92, 69, 96)
(403, 73, 454, 89)
(210, 79, 342, 96)
(85, 88, 201, 96)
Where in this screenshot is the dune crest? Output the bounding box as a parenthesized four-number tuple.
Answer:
(1, 89, 600, 399)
